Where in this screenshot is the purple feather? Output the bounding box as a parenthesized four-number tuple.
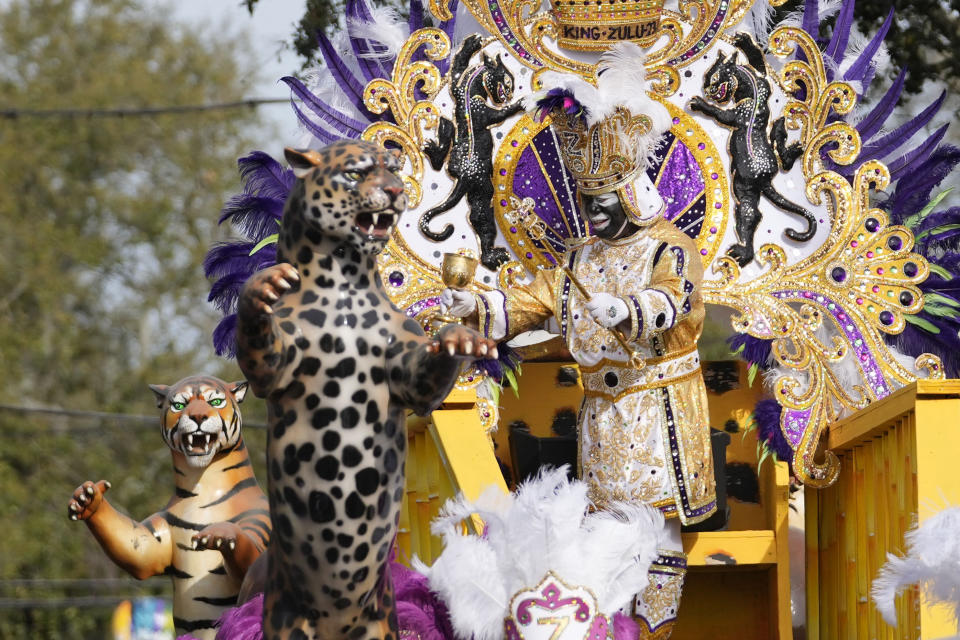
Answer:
(612, 612, 640, 640)
(471, 343, 521, 383)
(887, 124, 949, 181)
(237, 151, 295, 199)
(801, 0, 821, 45)
(861, 91, 946, 161)
(215, 594, 264, 640)
(436, 0, 460, 77)
(219, 195, 285, 237)
(347, 0, 397, 82)
(842, 7, 893, 88)
(855, 67, 906, 142)
(204, 241, 258, 279)
(534, 88, 589, 123)
(727, 333, 774, 369)
(315, 29, 370, 115)
(408, 0, 424, 34)
(213, 313, 239, 358)
(824, 0, 857, 70)
(205, 149, 293, 358)
(290, 98, 342, 144)
(392, 561, 455, 640)
(753, 398, 794, 465)
(880, 145, 960, 221)
(282, 75, 369, 138)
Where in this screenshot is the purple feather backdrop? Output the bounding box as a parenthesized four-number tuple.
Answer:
(205, 152, 293, 357)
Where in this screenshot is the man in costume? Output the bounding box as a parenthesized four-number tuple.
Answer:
(441, 43, 716, 638)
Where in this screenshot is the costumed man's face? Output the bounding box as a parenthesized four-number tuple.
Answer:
(582, 192, 640, 240)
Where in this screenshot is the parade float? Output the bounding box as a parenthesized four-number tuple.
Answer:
(192, 0, 960, 635)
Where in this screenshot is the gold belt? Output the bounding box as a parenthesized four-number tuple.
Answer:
(581, 349, 702, 401)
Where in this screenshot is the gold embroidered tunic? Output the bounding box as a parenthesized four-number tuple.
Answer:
(478, 218, 716, 523)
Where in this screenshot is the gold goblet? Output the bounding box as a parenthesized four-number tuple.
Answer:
(437, 251, 479, 326)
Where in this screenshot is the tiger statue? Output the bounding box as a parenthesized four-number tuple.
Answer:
(68, 375, 271, 640)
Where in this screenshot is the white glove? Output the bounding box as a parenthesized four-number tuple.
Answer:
(584, 293, 629, 329)
(440, 288, 477, 318)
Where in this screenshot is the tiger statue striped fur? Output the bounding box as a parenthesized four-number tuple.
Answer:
(67, 375, 271, 640)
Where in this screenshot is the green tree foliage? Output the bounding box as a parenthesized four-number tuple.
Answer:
(0, 0, 270, 636)
(854, 0, 960, 95)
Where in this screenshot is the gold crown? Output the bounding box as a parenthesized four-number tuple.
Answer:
(550, 107, 654, 194)
(551, 0, 665, 51)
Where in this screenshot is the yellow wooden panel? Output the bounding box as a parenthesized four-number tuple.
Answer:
(682, 530, 776, 565)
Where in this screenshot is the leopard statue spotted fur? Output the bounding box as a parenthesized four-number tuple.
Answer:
(235, 139, 497, 640)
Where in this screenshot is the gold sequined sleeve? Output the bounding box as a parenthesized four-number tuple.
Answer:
(476, 268, 559, 341)
(625, 243, 696, 342)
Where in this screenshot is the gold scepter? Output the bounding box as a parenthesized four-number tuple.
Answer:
(505, 198, 645, 369)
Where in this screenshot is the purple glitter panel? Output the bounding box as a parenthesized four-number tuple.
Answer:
(773, 290, 892, 447)
(405, 296, 440, 317)
(782, 407, 810, 448)
(658, 138, 705, 219)
(509, 127, 584, 259)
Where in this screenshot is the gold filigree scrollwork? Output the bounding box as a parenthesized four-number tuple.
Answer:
(704, 155, 937, 486)
(361, 29, 451, 208)
(770, 26, 862, 163)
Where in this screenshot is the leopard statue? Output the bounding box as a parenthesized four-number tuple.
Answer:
(689, 33, 814, 267)
(420, 33, 524, 271)
(68, 375, 271, 640)
(235, 139, 496, 640)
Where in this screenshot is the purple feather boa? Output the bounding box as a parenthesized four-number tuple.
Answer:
(471, 343, 522, 384)
(204, 151, 293, 357)
(753, 398, 794, 466)
(726, 333, 774, 370)
(175, 563, 455, 640)
(534, 88, 588, 123)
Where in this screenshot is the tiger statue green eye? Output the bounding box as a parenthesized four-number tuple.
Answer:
(68, 375, 271, 640)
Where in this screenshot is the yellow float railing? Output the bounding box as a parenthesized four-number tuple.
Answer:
(805, 379, 960, 640)
(398, 388, 507, 565)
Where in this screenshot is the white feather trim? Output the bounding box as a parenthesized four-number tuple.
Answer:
(740, 0, 776, 43)
(347, 6, 408, 59)
(873, 506, 960, 627)
(420, 467, 666, 639)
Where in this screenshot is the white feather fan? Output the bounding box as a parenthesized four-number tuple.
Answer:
(415, 467, 666, 640)
(872, 506, 960, 630)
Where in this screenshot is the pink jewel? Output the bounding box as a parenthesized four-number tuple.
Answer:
(856, 298, 863, 305)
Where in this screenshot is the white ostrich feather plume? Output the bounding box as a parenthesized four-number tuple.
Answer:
(347, 6, 408, 59)
(873, 506, 960, 628)
(416, 467, 666, 640)
(535, 43, 670, 133)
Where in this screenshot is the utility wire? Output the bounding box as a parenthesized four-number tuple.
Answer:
(0, 596, 159, 610)
(0, 97, 289, 120)
(0, 403, 267, 430)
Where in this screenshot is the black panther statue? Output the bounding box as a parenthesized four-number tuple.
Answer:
(690, 33, 815, 267)
(421, 34, 524, 271)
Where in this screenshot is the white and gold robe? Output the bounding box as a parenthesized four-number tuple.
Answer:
(477, 217, 716, 524)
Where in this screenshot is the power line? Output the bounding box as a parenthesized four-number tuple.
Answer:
(0, 403, 267, 430)
(0, 596, 158, 610)
(0, 579, 164, 590)
(0, 97, 290, 120)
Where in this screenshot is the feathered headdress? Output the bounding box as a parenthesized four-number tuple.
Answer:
(530, 43, 671, 224)
(415, 467, 665, 640)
